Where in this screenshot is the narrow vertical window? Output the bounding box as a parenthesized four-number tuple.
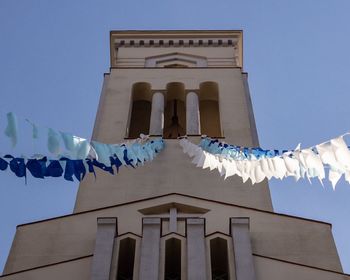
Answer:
(210, 238, 229, 280)
(164, 238, 182, 280)
(199, 82, 222, 137)
(117, 238, 136, 280)
(163, 82, 186, 139)
(129, 82, 152, 138)
(129, 100, 151, 138)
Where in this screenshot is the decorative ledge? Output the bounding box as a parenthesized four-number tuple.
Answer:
(114, 38, 238, 48)
(110, 30, 243, 68)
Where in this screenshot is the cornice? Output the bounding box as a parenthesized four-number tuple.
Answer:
(109, 30, 243, 68)
(113, 37, 239, 48)
(110, 30, 242, 48)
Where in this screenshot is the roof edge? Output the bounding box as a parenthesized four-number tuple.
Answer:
(16, 193, 332, 228)
(0, 255, 93, 278)
(254, 253, 348, 276)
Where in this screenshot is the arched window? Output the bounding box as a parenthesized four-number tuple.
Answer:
(163, 82, 186, 139)
(164, 238, 182, 280)
(199, 82, 222, 137)
(210, 237, 229, 280)
(117, 237, 136, 280)
(128, 82, 152, 138)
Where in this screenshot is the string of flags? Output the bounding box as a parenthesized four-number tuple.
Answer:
(4, 111, 350, 188)
(0, 138, 164, 182)
(179, 135, 350, 189)
(1, 112, 165, 182)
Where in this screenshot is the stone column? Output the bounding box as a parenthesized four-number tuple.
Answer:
(90, 217, 117, 280)
(230, 217, 256, 280)
(139, 218, 161, 280)
(149, 92, 164, 135)
(169, 207, 177, 232)
(186, 218, 207, 280)
(186, 92, 201, 135)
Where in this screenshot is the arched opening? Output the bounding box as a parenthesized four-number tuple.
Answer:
(164, 238, 182, 280)
(128, 82, 152, 138)
(199, 82, 222, 137)
(117, 237, 136, 280)
(163, 82, 186, 139)
(210, 237, 229, 280)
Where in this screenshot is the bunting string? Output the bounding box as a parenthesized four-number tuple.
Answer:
(179, 135, 350, 189)
(3, 111, 350, 188)
(0, 138, 164, 182)
(1, 112, 165, 182)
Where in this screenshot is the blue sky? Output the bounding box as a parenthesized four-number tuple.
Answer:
(1, 0, 350, 274)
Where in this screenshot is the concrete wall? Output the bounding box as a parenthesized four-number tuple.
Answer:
(75, 140, 272, 213)
(4, 194, 342, 274)
(254, 255, 350, 280)
(74, 68, 273, 213)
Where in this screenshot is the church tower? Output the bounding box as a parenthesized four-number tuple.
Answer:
(2, 30, 348, 280)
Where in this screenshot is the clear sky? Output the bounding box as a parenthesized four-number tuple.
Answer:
(1, 0, 350, 274)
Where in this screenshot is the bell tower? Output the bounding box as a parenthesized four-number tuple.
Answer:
(2, 30, 347, 280)
(74, 30, 273, 213)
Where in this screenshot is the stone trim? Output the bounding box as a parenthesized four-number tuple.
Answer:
(139, 218, 161, 280)
(90, 218, 118, 280)
(186, 218, 207, 279)
(230, 217, 256, 280)
(114, 38, 238, 48)
(109, 30, 243, 68)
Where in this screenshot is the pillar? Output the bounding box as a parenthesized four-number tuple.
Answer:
(139, 218, 161, 280)
(186, 218, 207, 279)
(90, 218, 117, 280)
(149, 92, 164, 135)
(230, 217, 256, 280)
(186, 92, 200, 135)
(169, 207, 177, 232)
